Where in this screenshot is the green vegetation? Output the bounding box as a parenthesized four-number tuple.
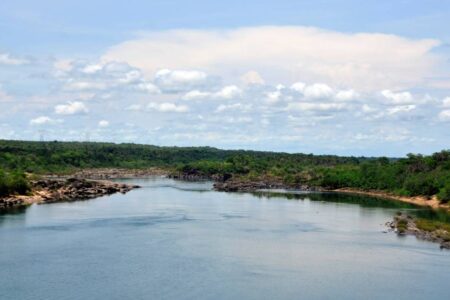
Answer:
(178, 151, 450, 203)
(0, 169, 30, 196)
(437, 181, 450, 203)
(415, 219, 450, 241)
(0, 139, 449, 202)
(396, 219, 408, 234)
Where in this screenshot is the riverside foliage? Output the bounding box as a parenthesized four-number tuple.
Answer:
(0, 140, 449, 202)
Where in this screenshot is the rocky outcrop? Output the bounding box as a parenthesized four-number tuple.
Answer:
(31, 178, 139, 203)
(213, 179, 322, 193)
(168, 172, 231, 182)
(0, 178, 140, 212)
(0, 197, 27, 211)
(387, 213, 450, 249)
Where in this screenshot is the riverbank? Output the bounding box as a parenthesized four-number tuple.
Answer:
(213, 177, 450, 212)
(332, 188, 450, 211)
(388, 212, 450, 249)
(0, 177, 139, 211)
(49, 167, 170, 180)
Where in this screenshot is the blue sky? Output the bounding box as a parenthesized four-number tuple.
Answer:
(0, 0, 449, 156)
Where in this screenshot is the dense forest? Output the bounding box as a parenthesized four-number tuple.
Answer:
(178, 151, 450, 203)
(0, 139, 449, 203)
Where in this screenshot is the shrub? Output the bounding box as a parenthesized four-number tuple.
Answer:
(437, 181, 450, 203)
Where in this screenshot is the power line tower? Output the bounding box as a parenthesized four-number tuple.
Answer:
(38, 130, 45, 142)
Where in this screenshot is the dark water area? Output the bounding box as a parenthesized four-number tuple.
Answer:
(1, 177, 449, 300)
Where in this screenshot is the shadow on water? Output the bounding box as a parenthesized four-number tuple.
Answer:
(251, 190, 450, 223)
(0, 206, 27, 216)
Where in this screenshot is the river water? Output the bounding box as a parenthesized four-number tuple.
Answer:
(1, 177, 449, 300)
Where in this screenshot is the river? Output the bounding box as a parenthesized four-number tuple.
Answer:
(1, 177, 449, 299)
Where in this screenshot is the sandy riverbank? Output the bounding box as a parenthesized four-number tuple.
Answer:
(332, 188, 450, 212)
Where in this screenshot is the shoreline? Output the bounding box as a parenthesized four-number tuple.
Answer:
(331, 188, 450, 212)
(3, 168, 449, 214)
(213, 177, 450, 212)
(0, 177, 140, 211)
(388, 212, 450, 249)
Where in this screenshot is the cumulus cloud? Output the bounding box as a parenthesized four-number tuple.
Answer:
(442, 97, 450, 108)
(98, 120, 109, 127)
(438, 110, 450, 122)
(55, 60, 160, 94)
(0, 53, 29, 65)
(381, 90, 414, 105)
(182, 85, 242, 101)
(265, 90, 283, 104)
(335, 89, 359, 102)
(386, 105, 416, 115)
(54, 101, 88, 115)
(303, 83, 334, 100)
(29, 116, 62, 125)
(126, 104, 142, 111)
(147, 102, 189, 113)
(215, 85, 242, 99)
(215, 103, 252, 113)
(290, 82, 306, 93)
(240, 71, 265, 85)
(153, 69, 216, 93)
(182, 90, 211, 101)
(287, 102, 348, 112)
(103, 26, 441, 91)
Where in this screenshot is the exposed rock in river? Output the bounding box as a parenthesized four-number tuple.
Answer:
(213, 178, 322, 193)
(0, 178, 140, 211)
(387, 213, 450, 250)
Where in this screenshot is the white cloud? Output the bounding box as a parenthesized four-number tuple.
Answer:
(64, 80, 108, 91)
(438, 110, 450, 122)
(265, 90, 282, 104)
(386, 105, 416, 115)
(182, 90, 211, 101)
(126, 104, 142, 111)
(381, 90, 414, 105)
(30, 116, 62, 125)
(287, 102, 348, 112)
(303, 83, 334, 100)
(215, 103, 252, 113)
(442, 97, 450, 108)
(153, 69, 214, 92)
(215, 85, 242, 99)
(136, 82, 160, 94)
(147, 102, 189, 113)
(54, 101, 89, 115)
(98, 120, 109, 127)
(240, 71, 265, 85)
(103, 26, 441, 91)
(0, 53, 29, 65)
(290, 82, 306, 93)
(335, 89, 359, 102)
(82, 64, 102, 74)
(182, 85, 241, 101)
(55, 60, 160, 94)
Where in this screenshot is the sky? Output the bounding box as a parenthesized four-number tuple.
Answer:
(0, 0, 449, 156)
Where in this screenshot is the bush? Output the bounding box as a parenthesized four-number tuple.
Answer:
(438, 181, 450, 203)
(0, 169, 30, 196)
(403, 175, 439, 196)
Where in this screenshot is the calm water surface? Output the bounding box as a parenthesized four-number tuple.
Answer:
(1, 177, 449, 300)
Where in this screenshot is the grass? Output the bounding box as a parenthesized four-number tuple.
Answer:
(415, 218, 450, 241)
(396, 219, 408, 233)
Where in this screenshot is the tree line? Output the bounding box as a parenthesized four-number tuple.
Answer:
(0, 139, 448, 202)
